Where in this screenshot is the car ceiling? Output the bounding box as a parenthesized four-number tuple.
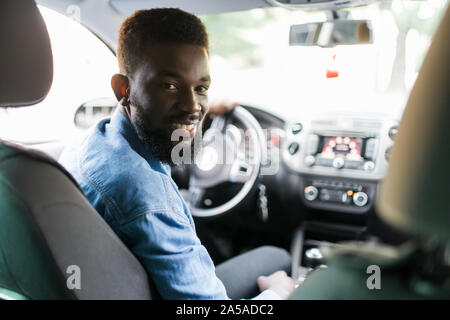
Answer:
(36, 0, 273, 51)
(36, 0, 373, 51)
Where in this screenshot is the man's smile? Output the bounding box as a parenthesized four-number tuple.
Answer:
(171, 120, 200, 138)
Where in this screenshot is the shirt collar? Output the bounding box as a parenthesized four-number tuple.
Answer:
(109, 106, 172, 175)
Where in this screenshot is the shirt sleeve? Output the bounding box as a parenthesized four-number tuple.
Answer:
(117, 209, 229, 300)
(252, 289, 282, 300)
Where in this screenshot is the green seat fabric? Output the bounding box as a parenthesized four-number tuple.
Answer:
(0, 143, 73, 299)
(291, 242, 450, 300)
(0, 0, 153, 300)
(0, 142, 153, 300)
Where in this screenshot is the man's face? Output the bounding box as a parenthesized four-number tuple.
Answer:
(127, 43, 210, 164)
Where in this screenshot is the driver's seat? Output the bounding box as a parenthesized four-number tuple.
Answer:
(0, 0, 151, 300)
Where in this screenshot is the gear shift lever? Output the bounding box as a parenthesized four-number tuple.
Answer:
(304, 247, 324, 269)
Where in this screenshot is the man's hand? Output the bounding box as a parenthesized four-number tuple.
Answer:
(257, 270, 295, 300)
(208, 100, 239, 119)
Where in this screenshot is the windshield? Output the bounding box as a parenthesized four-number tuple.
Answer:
(202, 0, 448, 120)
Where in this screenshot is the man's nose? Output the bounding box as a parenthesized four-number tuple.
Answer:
(180, 88, 201, 114)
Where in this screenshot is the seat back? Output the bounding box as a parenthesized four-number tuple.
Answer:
(0, 0, 151, 300)
(377, 5, 450, 242)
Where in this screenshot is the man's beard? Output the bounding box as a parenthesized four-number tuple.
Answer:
(130, 107, 203, 166)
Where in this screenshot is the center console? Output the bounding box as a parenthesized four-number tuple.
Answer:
(284, 114, 398, 282)
(283, 114, 397, 214)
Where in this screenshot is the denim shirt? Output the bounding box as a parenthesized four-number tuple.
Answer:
(59, 109, 278, 300)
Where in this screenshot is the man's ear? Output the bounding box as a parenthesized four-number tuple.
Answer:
(111, 74, 129, 103)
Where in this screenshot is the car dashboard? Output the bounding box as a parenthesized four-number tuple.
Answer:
(283, 113, 398, 215)
(244, 105, 399, 214)
(224, 105, 406, 272)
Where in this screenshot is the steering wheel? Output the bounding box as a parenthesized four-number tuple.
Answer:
(187, 106, 266, 217)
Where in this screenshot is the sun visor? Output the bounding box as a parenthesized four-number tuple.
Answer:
(377, 6, 450, 241)
(0, 0, 53, 108)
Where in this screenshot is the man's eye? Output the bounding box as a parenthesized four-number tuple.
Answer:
(196, 86, 209, 94)
(161, 83, 177, 90)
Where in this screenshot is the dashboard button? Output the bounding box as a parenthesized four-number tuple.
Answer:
(307, 134, 319, 154)
(341, 192, 352, 204)
(364, 138, 378, 160)
(304, 155, 315, 167)
(319, 189, 331, 201)
(344, 160, 360, 169)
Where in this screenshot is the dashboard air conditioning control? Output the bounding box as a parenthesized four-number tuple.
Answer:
(332, 157, 345, 169)
(304, 186, 319, 201)
(304, 155, 315, 167)
(353, 192, 368, 207)
(363, 161, 375, 171)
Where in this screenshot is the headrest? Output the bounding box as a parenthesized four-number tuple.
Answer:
(377, 6, 450, 241)
(0, 0, 53, 108)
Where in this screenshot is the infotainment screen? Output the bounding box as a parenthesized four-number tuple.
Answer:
(318, 136, 363, 161)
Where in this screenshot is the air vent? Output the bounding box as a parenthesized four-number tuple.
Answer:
(291, 122, 303, 135)
(388, 126, 398, 140)
(288, 142, 300, 155)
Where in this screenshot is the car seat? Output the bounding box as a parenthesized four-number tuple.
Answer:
(0, 0, 152, 300)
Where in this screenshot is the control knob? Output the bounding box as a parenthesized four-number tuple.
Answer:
(364, 161, 375, 171)
(353, 192, 368, 207)
(333, 157, 345, 169)
(304, 186, 319, 201)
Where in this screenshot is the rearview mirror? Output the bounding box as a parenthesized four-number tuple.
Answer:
(289, 20, 372, 48)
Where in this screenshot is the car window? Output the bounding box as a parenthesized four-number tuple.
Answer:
(201, 0, 448, 119)
(0, 6, 118, 144)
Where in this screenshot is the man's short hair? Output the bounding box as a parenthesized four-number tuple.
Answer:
(117, 8, 209, 75)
